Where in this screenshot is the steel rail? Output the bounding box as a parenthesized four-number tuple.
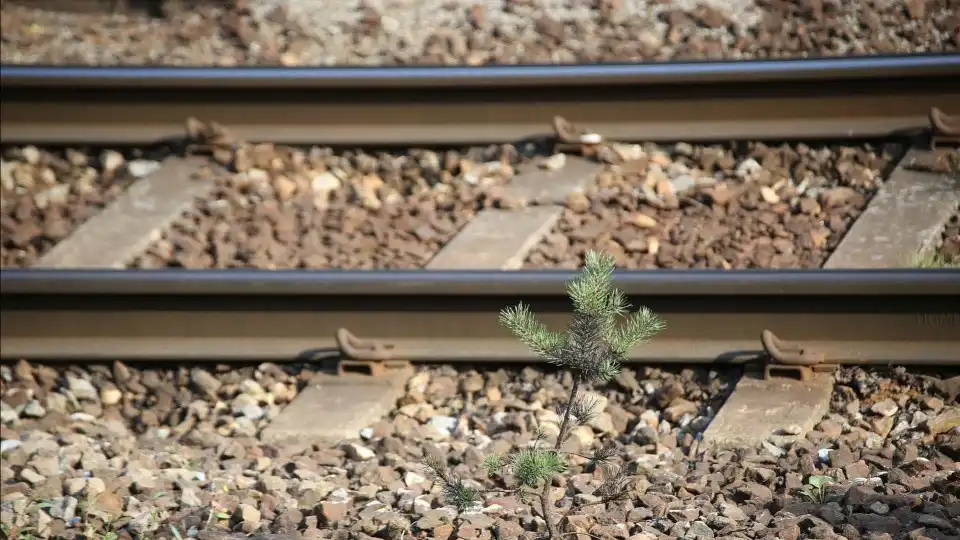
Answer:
(2, 55, 959, 145)
(4, 55, 958, 88)
(2, 269, 958, 365)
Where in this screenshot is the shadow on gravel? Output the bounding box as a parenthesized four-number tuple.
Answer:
(3, 0, 232, 19)
(157, 507, 301, 540)
(770, 470, 960, 540)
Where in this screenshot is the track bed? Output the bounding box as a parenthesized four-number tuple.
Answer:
(0, 146, 148, 267)
(6, 115, 957, 271)
(92, 138, 910, 270)
(523, 141, 899, 269)
(131, 133, 532, 270)
(1, 361, 957, 539)
(0, 134, 920, 270)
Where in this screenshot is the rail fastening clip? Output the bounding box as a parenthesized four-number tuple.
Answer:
(760, 329, 839, 381)
(334, 328, 410, 377)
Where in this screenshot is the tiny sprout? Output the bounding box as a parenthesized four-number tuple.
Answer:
(420, 251, 665, 539)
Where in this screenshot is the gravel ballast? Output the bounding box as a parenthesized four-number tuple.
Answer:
(524, 141, 900, 269)
(130, 122, 532, 269)
(127, 121, 903, 270)
(1, 0, 956, 66)
(0, 146, 150, 268)
(933, 211, 960, 265)
(1, 360, 958, 540)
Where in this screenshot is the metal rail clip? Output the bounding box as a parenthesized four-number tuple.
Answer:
(760, 329, 839, 381)
(334, 328, 410, 377)
(930, 107, 959, 149)
(552, 115, 605, 156)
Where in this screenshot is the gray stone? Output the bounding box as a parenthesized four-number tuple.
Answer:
(67, 375, 98, 401)
(22, 400, 46, 418)
(685, 520, 714, 539)
(870, 399, 898, 418)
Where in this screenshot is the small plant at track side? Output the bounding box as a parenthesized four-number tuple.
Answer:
(794, 474, 836, 504)
(422, 251, 666, 539)
(910, 250, 960, 269)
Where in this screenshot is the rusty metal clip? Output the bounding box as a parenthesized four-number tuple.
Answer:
(552, 115, 605, 157)
(334, 328, 410, 377)
(930, 107, 960, 149)
(760, 329, 838, 381)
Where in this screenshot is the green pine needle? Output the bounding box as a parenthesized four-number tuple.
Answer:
(483, 454, 503, 477)
(510, 448, 567, 488)
(587, 445, 617, 468)
(443, 477, 480, 512)
(500, 250, 664, 385)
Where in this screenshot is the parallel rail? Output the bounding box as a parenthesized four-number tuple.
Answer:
(2, 269, 959, 367)
(2, 54, 959, 145)
(2, 57, 959, 370)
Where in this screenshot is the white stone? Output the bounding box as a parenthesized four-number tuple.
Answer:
(0, 440, 23, 454)
(126, 160, 161, 178)
(428, 415, 458, 435)
(345, 443, 376, 461)
(404, 471, 426, 486)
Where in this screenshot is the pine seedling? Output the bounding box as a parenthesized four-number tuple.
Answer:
(422, 251, 665, 539)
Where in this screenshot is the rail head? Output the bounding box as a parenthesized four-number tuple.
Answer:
(1, 269, 958, 296)
(2, 54, 959, 89)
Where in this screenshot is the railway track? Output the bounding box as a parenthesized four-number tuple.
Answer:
(2, 54, 960, 145)
(2, 57, 958, 366)
(2, 56, 959, 359)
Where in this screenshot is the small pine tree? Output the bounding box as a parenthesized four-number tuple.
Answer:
(422, 251, 666, 539)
